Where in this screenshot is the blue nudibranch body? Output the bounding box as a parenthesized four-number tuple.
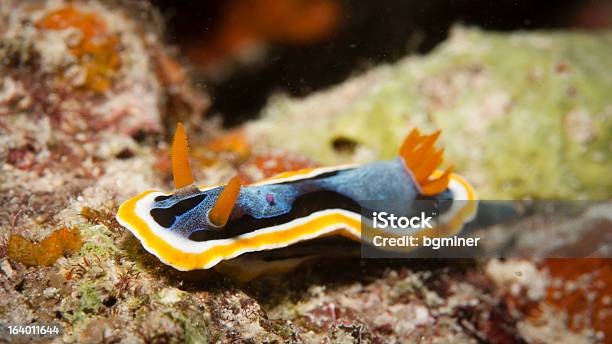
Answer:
(116, 124, 477, 279)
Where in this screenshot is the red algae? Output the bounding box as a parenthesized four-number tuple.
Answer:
(204, 130, 251, 161)
(252, 152, 317, 177)
(541, 259, 612, 337)
(186, 0, 341, 70)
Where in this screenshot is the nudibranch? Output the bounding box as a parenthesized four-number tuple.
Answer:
(116, 123, 477, 280)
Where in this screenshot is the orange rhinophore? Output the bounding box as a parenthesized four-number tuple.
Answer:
(172, 123, 195, 189)
(209, 176, 242, 227)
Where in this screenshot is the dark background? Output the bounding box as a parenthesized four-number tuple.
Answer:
(152, 0, 610, 126)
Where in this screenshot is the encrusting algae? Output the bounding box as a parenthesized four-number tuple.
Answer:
(36, 6, 121, 93)
(8, 227, 83, 266)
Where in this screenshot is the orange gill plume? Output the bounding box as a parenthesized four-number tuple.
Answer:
(209, 176, 242, 227)
(172, 123, 195, 189)
(399, 128, 453, 196)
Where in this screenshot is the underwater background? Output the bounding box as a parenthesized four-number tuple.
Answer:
(1, 0, 611, 343)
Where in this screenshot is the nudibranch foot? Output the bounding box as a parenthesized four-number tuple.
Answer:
(214, 256, 316, 282)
